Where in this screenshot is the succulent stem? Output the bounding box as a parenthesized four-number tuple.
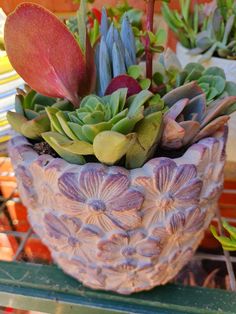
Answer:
(145, 0, 155, 81)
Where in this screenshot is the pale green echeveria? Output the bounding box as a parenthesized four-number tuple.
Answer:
(7, 87, 74, 140)
(175, 63, 236, 107)
(43, 88, 164, 168)
(211, 220, 236, 251)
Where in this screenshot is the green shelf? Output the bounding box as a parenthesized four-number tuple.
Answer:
(0, 261, 235, 314)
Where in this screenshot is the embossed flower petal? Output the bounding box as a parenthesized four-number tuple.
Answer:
(128, 229, 146, 244)
(83, 265, 106, 289)
(44, 165, 61, 187)
(167, 212, 185, 234)
(174, 177, 202, 204)
(136, 238, 161, 257)
(58, 172, 85, 202)
(108, 209, 141, 230)
(185, 207, 205, 232)
(169, 164, 197, 194)
(150, 224, 169, 243)
(79, 165, 106, 199)
(100, 173, 130, 200)
(150, 263, 168, 284)
(55, 193, 87, 215)
(103, 261, 153, 293)
(107, 189, 144, 212)
(134, 176, 157, 198)
(44, 213, 82, 239)
(154, 160, 176, 193)
(97, 231, 128, 261)
(85, 212, 121, 232)
(16, 165, 33, 190)
(55, 254, 87, 276)
(80, 224, 104, 239)
(113, 258, 138, 272)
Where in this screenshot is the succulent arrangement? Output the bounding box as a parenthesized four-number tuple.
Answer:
(4, 0, 236, 169)
(163, 0, 236, 61)
(4, 0, 236, 295)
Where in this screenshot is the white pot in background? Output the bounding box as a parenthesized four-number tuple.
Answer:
(176, 43, 236, 162)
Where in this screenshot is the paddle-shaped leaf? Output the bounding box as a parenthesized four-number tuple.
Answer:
(4, 3, 95, 106)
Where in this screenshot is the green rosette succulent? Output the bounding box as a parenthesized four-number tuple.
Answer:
(7, 87, 73, 140)
(42, 88, 164, 168)
(211, 221, 236, 251)
(176, 63, 236, 104)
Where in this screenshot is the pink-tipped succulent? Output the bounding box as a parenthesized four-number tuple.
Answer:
(4, 1, 95, 107)
(161, 81, 236, 150)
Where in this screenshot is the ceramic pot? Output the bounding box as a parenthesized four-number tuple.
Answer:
(176, 43, 236, 163)
(176, 43, 236, 81)
(8, 129, 227, 294)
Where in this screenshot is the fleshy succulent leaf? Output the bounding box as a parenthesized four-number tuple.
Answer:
(7, 111, 28, 134)
(46, 107, 66, 135)
(82, 122, 113, 143)
(15, 95, 24, 115)
(100, 7, 109, 38)
(105, 75, 142, 97)
(56, 111, 78, 140)
(76, 0, 86, 53)
(42, 132, 86, 164)
(211, 224, 236, 251)
(93, 131, 136, 165)
(4, 3, 95, 106)
(161, 118, 185, 150)
(163, 82, 203, 107)
(193, 115, 229, 143)
(128, 89, 153, 117)
(121, 14, 136, 64)
(126, 111, 163, 168)
(24, 109, 40, 120)
(112, 42, 126, 77)
(179, 120, 201, 146)
(99, 37, 112, 95)
(21, 114, 50, 139)
(201, 96, 236, 127)
(67, 122, 90, 142)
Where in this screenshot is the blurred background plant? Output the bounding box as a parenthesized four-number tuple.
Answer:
(162, 0, 236, 61)
(211, 221, 236, 251)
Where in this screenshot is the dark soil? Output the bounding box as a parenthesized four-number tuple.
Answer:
(33, 141, 58, 158)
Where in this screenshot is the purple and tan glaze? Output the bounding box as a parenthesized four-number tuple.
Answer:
(8, 129, 227, 294)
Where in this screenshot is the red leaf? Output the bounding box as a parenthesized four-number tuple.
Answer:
(4, 3, 95, 106)
(92, 8, 102, 24)
(105, 75, 142, 97)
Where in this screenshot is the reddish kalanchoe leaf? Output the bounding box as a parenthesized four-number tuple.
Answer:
(105, 75, 142, 97)
(4, 3, 95, 106)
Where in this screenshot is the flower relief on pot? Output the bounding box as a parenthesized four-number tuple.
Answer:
(4, 0, 236, 294)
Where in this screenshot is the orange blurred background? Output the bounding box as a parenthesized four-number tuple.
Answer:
(0, 0, 212, 14)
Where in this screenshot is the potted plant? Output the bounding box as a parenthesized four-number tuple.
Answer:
(4, 0, 236, 294)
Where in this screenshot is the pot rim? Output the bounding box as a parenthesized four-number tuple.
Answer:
(9, 127, 228, 175)
(176, 42, 236, 64)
